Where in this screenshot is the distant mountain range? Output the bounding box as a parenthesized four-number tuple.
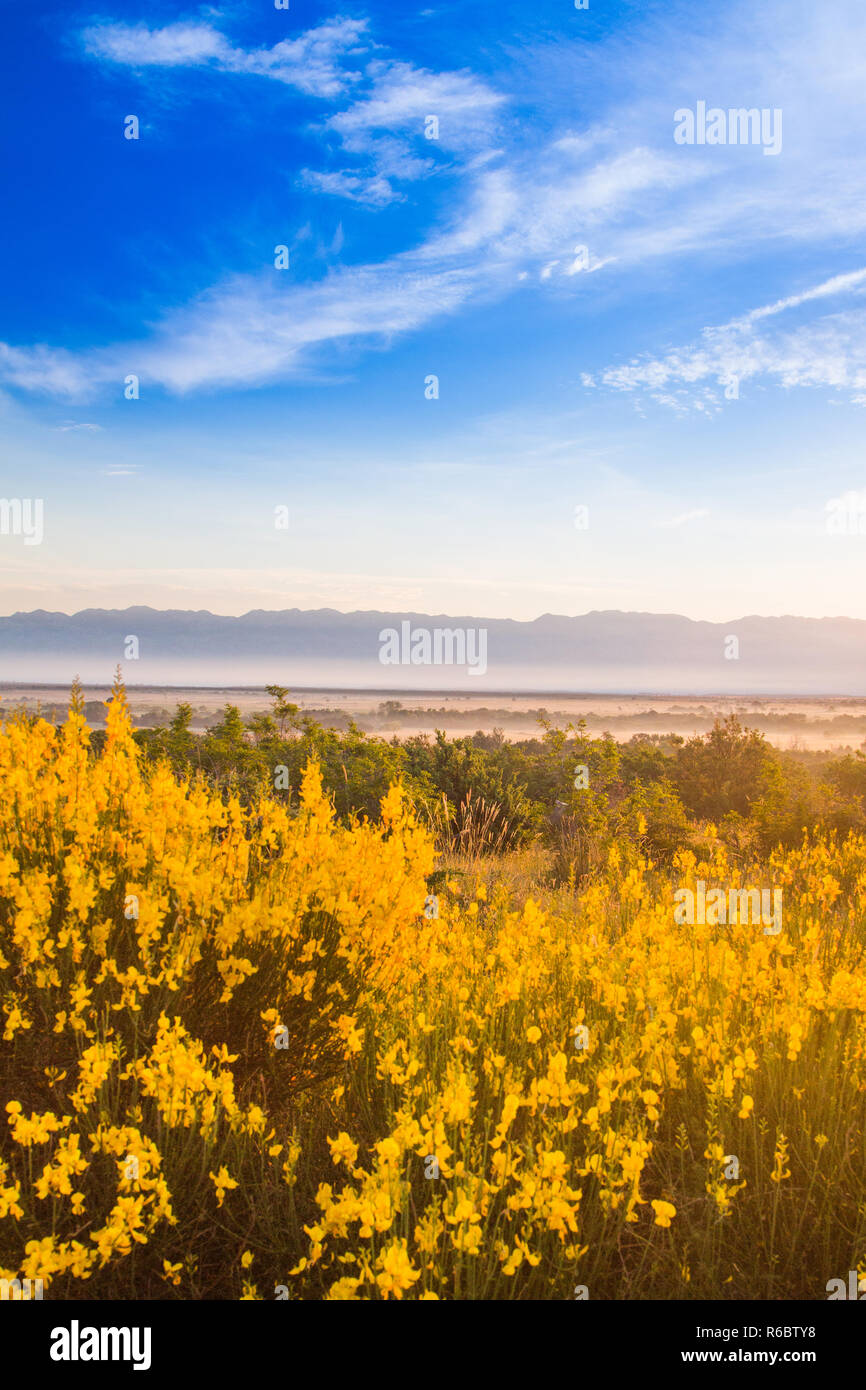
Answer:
(0, 606, 864, 693)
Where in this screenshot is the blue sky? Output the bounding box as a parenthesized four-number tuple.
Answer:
(2, 0, 866, 621)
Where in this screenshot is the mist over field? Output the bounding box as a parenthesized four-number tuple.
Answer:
(6, 682, 866, 753)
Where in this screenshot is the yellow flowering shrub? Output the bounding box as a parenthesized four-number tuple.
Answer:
(2, 684, 866, 1298)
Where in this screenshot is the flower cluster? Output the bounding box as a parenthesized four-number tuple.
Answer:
(2, 686, 866, 1299)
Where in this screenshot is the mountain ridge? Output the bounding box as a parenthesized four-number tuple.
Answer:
(1, 607, 863, 694)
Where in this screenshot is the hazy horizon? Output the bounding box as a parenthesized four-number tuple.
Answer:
(3, 605, 866, 695)
(4, 601, 866, 623)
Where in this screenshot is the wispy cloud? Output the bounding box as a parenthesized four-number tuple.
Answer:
(298, 168, 405, 207)
(302, 59, 506, 207)
(0, 258, 483, 397)
(81, 17, 369, 97)
(732, 268, 866, 326)
(598, 269, 866, 408)
(326, 60, 504, 149)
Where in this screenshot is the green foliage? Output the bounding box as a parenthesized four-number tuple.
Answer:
(130, 695, 866, 876)
(672, 715, 774, 820)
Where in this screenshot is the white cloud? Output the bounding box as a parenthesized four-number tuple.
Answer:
(420, 166, 518, 259)
(0, 257, 485, 398)
(299, 168, 403, 207)
(326, 60, 504, 149)
(0, 343, 96, 398)
(301, 60, 505, 207)
(598, 269, 866, 407)
(733, 268, 866, 325)
(416, 136, 701, 279)
(82, 17, 369, 98)
(82, 21, 231, 67)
